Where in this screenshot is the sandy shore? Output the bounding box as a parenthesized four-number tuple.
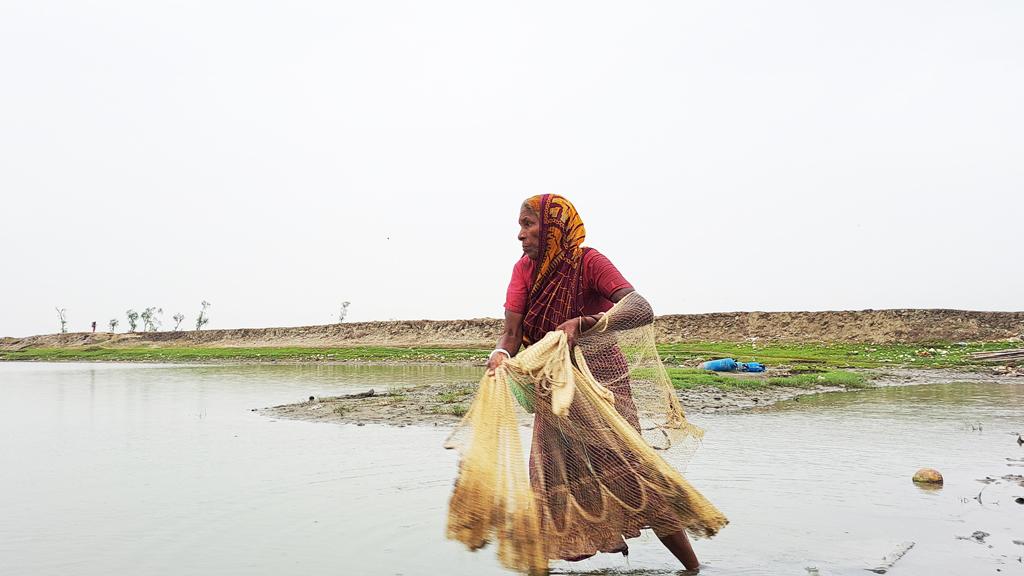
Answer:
(260, 367, 1024, 427)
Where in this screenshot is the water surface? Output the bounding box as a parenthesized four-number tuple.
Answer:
(1, 363, 1021, 575)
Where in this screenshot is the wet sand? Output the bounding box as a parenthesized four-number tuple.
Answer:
(262, 367, 1024, 426)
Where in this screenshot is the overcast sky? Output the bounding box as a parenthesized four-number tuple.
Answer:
(2, 1, 1021, 337)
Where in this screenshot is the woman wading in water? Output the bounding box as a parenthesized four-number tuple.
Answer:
(484, 194, 711, 571)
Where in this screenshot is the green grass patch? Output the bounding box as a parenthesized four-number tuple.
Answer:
(666, 367, 867, 391)
(657, 341, 1019, 370)
(382, 389, 408, 405)
(2, 340, 1017, 370)
(438, 389, 473, 403)
(431, 404, 469, 417)
(767, 370, 868, 388)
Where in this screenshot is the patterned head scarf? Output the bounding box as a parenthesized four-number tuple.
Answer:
(521, 194, 588, 344)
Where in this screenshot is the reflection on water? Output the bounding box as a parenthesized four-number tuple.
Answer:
(772, 380, 1024, 417)
(679, 382, 1024, 576)
(1, 363, 1022, 576)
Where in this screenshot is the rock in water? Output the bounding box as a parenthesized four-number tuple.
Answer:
(912, 468, 943, 485)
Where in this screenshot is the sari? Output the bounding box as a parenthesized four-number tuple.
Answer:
(446, 195, 727, 572)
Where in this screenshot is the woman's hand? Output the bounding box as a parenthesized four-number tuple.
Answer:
(486, 350, 508, 376)
(555, 317, 582, 350)
(488, 310, 523, 376)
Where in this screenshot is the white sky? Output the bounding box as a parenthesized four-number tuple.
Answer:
(2, 1, 1022, 337)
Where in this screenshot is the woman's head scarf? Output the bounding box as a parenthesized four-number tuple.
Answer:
(521, 194, 587, 344)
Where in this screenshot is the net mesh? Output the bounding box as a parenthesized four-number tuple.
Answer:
(445, 293, 728, 573)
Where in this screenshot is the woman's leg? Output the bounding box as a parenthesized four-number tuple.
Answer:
(658, 530, 699, 571)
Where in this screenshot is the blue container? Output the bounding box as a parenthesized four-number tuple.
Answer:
(740, 362, 766, 373)
(702, 358, 738, 372)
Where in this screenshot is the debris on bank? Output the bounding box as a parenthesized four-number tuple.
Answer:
(697, 358, 766, 373)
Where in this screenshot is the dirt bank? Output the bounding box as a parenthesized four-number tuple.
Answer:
(4, 309, 1023, 351)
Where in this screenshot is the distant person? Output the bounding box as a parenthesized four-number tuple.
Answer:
(91, 321, 96, 333)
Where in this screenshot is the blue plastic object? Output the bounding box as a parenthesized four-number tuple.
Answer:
(702, 358, 738, 372)
(740, 362, 766, 373)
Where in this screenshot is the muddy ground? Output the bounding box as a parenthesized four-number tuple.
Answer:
(261, 367, 1024, 428)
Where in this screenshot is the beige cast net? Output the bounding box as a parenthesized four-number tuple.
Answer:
(445, 293, 728, 574)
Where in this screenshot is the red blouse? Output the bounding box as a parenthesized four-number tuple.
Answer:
(504, 248, 633, 316)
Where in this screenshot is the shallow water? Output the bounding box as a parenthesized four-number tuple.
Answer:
(1, 363, 1022, 575)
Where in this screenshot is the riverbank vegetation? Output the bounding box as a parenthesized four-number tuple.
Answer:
(3, 340, 1017, 366)
(3, 341, 1018, 393)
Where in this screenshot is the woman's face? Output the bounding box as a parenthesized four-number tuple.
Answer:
(518, 206, 541, 261)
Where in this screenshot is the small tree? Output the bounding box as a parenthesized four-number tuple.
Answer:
(141, 307, 163, 332)
(172, 313, 185, 331)
(55, 307, 67, 334)
(109, 318, 119, 333)
(195, 300, 211, 331)
(338, 301, 351, 323)
(126, 309, 139, 333)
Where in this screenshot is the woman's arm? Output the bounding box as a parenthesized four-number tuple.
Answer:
(486, 309, 524, 374)
(554, 288, 636, 349)
(604, 289, 654, 331)
(609, 287, 635, 303)
(558, 288, 655, 345)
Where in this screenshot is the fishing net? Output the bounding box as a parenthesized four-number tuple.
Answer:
(445, 293, 728, 574)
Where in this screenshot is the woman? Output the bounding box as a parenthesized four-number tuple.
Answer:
(485, 194, 705, 571)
